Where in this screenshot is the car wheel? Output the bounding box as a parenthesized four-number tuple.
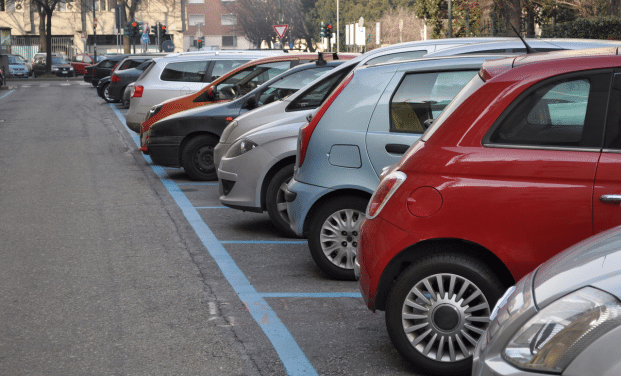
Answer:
(307, 196, 367, 280)
(103, 83, 116, 103)
(265, 164, 296, 236)
(181, 134, 219, 181)
(385, 253, 505, 376)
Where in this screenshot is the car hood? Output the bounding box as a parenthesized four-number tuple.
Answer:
(533, 225, 621, 308)
(222, 99, 292, 143)
(242, 111, 311, 145)
(9, 63, 27, 68)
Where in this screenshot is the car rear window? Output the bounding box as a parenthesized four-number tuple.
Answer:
(258, 66, 334, 105)
(161, 60, 210, 82)
(390, 70, 477, 133)
(100, 59, 118, 68)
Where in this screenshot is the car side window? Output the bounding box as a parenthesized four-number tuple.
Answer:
(74, 55, 83, 62)
(214, 61, 292, 100)
(257, 66, 333, 106)
(489, 72, 610, 148)
(390, 70, 477, 133)
(160, 61, 209, 82)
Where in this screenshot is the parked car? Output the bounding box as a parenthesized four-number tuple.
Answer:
(355, 47, 621, 375)
(32, 56, 75, 77)
(103, 59, 157, 103)
(70, 53, 104, 75)
(145, 59, 347, 180)
(125, 50, 284, 132)
(473, 225, 621, 376)
(7, 55, 29, 78)
(122, 83, 134, 108)
(97, 57, 157, 102)
(89, 54, 129, 87)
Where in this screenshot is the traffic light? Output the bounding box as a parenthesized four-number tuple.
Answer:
(325, 21, 332, 40)
(151, 24, 158, 36)
(160, 24, 166, 37)
(320, 21, 325, 38)
(197, 39, 203, 49)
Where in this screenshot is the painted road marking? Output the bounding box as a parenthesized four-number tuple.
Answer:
(0, 89, 15, 100)
(109, 104, 319, 376)
(220, 240, 308, 245)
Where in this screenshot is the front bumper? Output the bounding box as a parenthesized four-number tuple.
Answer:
(218, 145, 276, 212)
(284, 178, 332, 237)
(146, 136, 184, 167)
(213, 142, 231, 172)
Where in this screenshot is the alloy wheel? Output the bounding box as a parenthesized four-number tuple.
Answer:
(318, 208, 364, 270)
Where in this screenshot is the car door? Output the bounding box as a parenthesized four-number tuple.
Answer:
(366, 68, 478, 177)
(477, 70, 610, 276)
(593, 71, 621, 234)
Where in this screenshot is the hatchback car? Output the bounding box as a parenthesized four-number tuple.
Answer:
(473, 224, 621, 376)
(7, 55, 29, 78)
(86, 55, 128, 86)
(283, 55, 510, 280)
(356, 47, 621, 375)
(125, 51, 283, 132)
(145, 59, 346, 180)
(32, 56, 75, 77)
(99, 59, 156, 103)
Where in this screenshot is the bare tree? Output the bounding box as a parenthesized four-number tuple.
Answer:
(31, 0, 64, 74)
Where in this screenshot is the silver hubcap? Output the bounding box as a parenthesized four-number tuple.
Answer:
(275, 178, 292, 223)
(104, 86, 112, 101)
(319, 209, 364, 270)
(401, 273, 490, 362)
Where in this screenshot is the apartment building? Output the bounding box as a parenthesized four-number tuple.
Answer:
(0, 0, 185, 60)
(184, 0, 252, 51)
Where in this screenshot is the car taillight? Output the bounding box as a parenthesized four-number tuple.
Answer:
(298, 71, 354, 167)
(92, 68, 96, 76)
(132, 85, 144, 98)
(366, 171, 406, 219)
(111, 75, 120, 82)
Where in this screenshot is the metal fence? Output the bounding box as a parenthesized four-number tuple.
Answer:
(11, 36, 74, 61)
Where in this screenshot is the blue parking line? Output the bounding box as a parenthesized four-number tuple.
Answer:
(0, 89, 15, 100)
(221, 240, 308, 245)
(109, 104, 318, 376)
(178, 182, 219, 186)
(260, 292, 362, 298)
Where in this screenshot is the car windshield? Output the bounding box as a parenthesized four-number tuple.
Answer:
(215, 61, 291, 100)
(96, 56, 107, 62)
(257, 66, 334, 105)
(8, 56, 22, 64)
(52, 57, 68, 65)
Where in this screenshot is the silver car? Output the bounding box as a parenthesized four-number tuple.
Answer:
(124, 50, 282, 132)
(473, 225, 621, 376)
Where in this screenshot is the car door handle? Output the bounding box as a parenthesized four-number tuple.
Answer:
(600, 194, 621, 203)
(385, 144, 410, 154)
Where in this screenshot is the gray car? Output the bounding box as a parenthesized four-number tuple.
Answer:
(473, 225, 621, 376)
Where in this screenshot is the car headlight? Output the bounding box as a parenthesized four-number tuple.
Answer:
(225, 138, 257, 158)
(220, 120, 238, 143)
(503, 287, 621, 373)
(69, 67, 74, 70)
(145, 104, 163, 122)
(52, 67, 59, 71)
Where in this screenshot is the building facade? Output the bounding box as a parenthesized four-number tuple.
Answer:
(184, 0, 253, 51)
(0, 0, 186, 61)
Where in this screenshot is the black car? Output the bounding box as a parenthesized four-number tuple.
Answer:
(32, 56, 75, 78)
(146, 60, 344, 180)
(89, 55, 128, 87)
(100, 59, 155, 103)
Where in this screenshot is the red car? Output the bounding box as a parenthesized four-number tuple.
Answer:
(357, 47, 621, 375)
(70, 53, 100, 75)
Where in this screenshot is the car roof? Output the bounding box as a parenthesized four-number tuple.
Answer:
(425, 38, 621, 57)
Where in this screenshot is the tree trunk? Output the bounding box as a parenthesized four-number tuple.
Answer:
(503, 0, 521, 37)
(46, 9, 53, 74)
(37, 4, 46, 53)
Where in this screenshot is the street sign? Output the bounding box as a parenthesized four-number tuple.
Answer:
(81, 31, 87, 42)
(162, 40, 175, 52)
(93, 18, 98, 29)
(141, 33, 149, 44)
(273, 24, 288, 40)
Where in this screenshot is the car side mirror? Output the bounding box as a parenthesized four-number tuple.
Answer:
(423, 119, 434, 130)
(306, 113, 313, 123)
(245, 95, 257, 109)
(207, 86, 216, 99)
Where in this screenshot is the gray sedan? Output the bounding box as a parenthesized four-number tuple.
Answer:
(473, 225, 621, 376)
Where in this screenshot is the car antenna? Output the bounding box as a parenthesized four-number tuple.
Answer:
(509, 23, 537, 54)
(316, 52, 327, 66)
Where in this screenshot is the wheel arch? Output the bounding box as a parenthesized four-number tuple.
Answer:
(259, 156, 296, 210)
(302, 188, 372, 236)
(374, 238, 515, 311)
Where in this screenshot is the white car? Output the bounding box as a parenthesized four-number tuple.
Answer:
(124, 50, 283, 132)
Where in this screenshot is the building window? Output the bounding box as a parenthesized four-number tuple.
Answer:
(221, 14, 237, 26)
(222, 36, 237, 47)
(189, 14, 205, 26)
(0, 0, 16, 12)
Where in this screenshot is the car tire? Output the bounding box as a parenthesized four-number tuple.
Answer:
(265, 164, 296, 237)
(181, 134, 219, 181)
(384, 253, 505, 376)
(307, 196, 367, 280)
(103, 83, 117, 103)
